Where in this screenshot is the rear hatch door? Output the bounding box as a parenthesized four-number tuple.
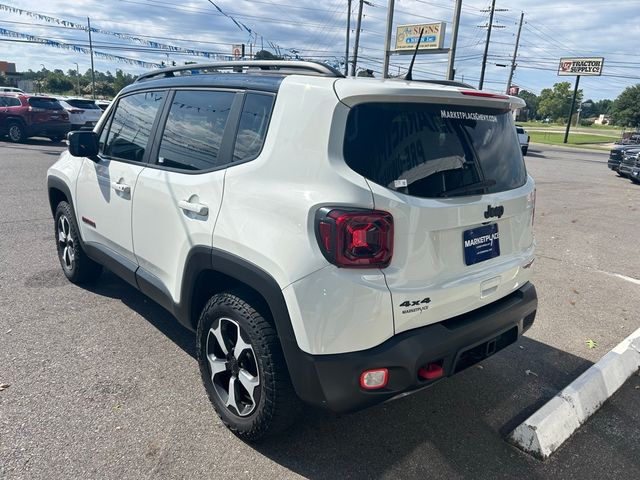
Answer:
(338, 83, 535, 334)
(27, 97, 68, 125)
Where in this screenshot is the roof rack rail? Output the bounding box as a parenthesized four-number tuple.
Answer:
(135, 60, 344, 83)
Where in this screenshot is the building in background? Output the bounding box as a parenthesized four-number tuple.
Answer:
(0, 61, 23, 88)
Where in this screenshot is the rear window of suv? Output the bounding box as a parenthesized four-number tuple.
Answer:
(66, 99, 101, 110)
(28, 97, 63, 110)
(344, 103, 527, 198)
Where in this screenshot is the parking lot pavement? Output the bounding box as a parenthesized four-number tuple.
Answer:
(1, 140, 639, 479)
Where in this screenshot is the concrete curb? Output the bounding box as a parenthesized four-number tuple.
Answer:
(509, 327, 640, 460)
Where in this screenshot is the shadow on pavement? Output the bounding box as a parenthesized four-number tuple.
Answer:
(81, 271, 639, 478)
(85, 270, 197, 358)
(525, 150, 546, 158)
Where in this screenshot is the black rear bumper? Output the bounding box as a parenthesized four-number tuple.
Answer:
(290, 282, 537, 413)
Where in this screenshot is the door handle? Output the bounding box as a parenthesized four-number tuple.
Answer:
(111, 181, 131, 194)
(178, 200, 209, 216)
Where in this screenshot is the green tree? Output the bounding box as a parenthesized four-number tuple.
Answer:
(254, 50, 281, 60)
(0, 73, 10, 86)
(537, 82, 582, 123)
(611, 84, 640, 127)
(594, 99, 613, 115)
(44, 74, 74, 93)
(517, 90, 539, 119)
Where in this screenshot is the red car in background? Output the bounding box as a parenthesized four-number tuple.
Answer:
(0, 93, 71, 143)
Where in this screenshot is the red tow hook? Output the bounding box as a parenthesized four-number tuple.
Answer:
(418, 362, 444, 380)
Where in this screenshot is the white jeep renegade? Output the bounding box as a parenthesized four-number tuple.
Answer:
(47, 61, 537, 441)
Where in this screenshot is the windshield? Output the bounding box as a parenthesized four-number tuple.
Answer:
(344, 102, 527, 198)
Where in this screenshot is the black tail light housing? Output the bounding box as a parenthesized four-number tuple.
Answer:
(315, 207, 393, 268)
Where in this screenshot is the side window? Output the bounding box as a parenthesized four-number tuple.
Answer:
(103, 91, 165, 163)
(157, 90, 235, 171)
(233, 93, 274, 163)
(7, 97, 21, 107)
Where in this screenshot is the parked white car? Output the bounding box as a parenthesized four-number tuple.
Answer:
(47, 61, 537, 441)
(56, 97, 103, 130)
(0, 87, 24, 93)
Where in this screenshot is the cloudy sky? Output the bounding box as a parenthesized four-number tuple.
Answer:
(1, 0, 639, 100)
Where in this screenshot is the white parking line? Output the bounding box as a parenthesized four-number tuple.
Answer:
(509, 327, 640, 460)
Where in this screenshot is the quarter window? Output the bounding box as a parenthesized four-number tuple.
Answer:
(103, 91, 166, 163)
(233, 93, 274, 162)
(157, 90, 235, 171)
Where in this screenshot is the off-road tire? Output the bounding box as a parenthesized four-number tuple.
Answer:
(54, 201, 103, 284)
(197, 292, 301, 442)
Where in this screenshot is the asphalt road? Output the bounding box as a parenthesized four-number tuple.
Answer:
(1, 140, 639, 479)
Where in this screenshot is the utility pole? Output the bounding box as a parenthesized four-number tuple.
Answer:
(382, 0, 395, 78)
(478, 0, 496, 90)
(87, 17, 96, 99)
(506, 12, 524, 94)
(447, 0, 463, 81)
(345, 0, 352, 76)
(351, 0, 364, 76)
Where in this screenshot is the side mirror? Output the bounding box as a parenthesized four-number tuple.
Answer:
(68, 130, 99, 160)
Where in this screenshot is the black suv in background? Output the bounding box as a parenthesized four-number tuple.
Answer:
(608, 144, 640, 174)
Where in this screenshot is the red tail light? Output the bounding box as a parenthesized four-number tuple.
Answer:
(315, 208, 393, 268)
(69, 109, 85, 114)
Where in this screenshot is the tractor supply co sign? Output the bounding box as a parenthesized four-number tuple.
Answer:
(395, 22, 446, 51)
(558, 57, 604, 76)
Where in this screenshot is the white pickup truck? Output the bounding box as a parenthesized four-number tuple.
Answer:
(516, 125, 530, 155)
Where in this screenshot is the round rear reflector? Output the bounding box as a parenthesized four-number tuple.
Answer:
(359, 368, 389, 390)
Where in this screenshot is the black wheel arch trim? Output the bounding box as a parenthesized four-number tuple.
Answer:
(47, 175, 74, 218)
(177, 247, 327, 405)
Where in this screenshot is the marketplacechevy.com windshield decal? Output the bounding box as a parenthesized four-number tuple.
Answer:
(441, 110, 498, 123)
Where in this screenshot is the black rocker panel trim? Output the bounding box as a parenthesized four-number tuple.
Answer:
(83, 241, 138, 289)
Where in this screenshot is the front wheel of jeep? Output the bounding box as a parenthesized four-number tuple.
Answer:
(197, 292, 300, 442)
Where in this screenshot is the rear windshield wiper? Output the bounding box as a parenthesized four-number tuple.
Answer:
(437, 179, 496, 198)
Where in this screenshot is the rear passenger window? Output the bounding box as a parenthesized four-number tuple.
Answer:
(104, 91, 165, 162)
(157, 90, 234, 171)
(233, 93, 274, 162)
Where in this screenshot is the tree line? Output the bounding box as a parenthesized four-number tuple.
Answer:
(0, 68, 137, 98)
(517, 82, 640, 127)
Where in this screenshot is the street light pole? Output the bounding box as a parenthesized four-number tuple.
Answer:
(87, 17, 96, 100)
(73, 62, 80, 96)
(39, 63, 45, 94)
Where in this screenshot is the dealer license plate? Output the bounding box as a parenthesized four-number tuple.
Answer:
(463, 224, 500, 266)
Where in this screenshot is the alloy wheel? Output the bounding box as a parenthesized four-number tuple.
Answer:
(8, 125, 22, 142)
(57, 215, 75, 271)
(206, 317, 260, 417)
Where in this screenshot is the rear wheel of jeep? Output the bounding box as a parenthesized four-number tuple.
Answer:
(7, 122, 25, 143)
(197, 292, 300, 442)
(54, 201, 103, 284)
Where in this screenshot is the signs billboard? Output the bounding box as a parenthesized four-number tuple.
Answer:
(558, 57, 604, 76)
(232, 44, 243, 59)
(395, 22, 446, 51)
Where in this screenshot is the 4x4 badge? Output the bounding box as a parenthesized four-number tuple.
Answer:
(484, 205, 504, 219)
